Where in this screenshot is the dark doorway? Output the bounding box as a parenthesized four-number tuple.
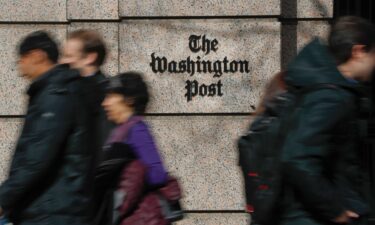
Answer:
(334, 0, 375, 23)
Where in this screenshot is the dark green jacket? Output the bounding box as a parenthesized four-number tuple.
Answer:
(0, 65, 92, 225)
(280, 39, 369, 224)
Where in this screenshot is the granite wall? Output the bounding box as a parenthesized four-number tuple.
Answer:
(0, 1, 333, 224)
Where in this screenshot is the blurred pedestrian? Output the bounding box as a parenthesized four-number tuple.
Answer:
(96, 72, 183, 225)
(60, 30, 115, 222)
(60, 29, 111, 166)
(0, 31, 92, 225)
(279, 16, 375, 225)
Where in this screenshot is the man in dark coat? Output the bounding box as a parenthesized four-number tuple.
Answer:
(280, 16, 375, 225)
(0, 31, 92, 225)
(60, 29, 112, 222)
(60, 29, 111, 167)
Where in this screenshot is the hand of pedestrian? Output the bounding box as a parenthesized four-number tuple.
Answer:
(332, 210, 359, 223)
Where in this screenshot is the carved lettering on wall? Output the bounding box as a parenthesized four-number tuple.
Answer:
(150, 34, 251, 102)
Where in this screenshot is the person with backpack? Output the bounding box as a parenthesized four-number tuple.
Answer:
(96, 71, 183, 225)
(239, 16, 375, 225)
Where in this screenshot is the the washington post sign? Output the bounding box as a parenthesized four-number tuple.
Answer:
(120, 20, 280, 113)
(150, 34, 250, 102)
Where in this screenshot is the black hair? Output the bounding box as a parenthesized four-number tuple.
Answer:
(18, 30, 59, 63)
(107, 72, 150, 114)
(329, 16, 375, 65)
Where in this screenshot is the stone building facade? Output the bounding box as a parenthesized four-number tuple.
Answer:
(0, 1, 333, 224)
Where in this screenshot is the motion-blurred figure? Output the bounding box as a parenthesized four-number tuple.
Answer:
(61, 29, 111, 166)
(95, 72, 183, 225)
(0, 31, 92, 225)
(278, 16, 375, 225)
(60, 30, 113, 222)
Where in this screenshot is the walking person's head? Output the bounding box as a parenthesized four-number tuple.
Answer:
(329, 16, 375, 81)
(17, 30, 59, 81)
(60, 29, 107, 77)
(102, 72, 149, 124)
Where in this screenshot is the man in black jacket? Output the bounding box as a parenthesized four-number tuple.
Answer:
(280, 16, 375, 225)
(0, 31, 92, 225)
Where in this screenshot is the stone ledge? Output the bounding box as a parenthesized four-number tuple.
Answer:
(0, 0, 67, 22)
(67, 0, 119, 20)
(176, 213, 250, 225)
(120, 0, 280, 17)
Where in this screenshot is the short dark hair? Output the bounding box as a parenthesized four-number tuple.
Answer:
(107, 72, 150, 114)
(68, 29, 107, 67)
(329, 16, 375, 65)
(19, 30, 59, 63)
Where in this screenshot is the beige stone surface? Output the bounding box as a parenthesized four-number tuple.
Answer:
(297, 21, 330, 51)
(120, 19, 280, 113)
(282, 0, 333, 18)
(147, 116, 250, 210)
(176, 213, 250, 225)
(0, 119, 21, 143)
(0, 25, 67, 115)
(0, 116, 252, 210)
(68, 23, 119, 76)
(298, 0, 333, 18)
(0, 119, 22, 183)
(0, 143, 14, 183)
(282, 21, 330, 68)
(67, 0, 119, 20)
(0, 0, 67, 22)
(120, 0, 280, 17)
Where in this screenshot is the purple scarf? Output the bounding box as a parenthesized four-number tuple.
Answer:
(106, 115, 143, 144)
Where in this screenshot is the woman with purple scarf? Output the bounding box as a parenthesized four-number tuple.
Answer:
(103, 72, 167, 187)
(99, 72, 182, 225)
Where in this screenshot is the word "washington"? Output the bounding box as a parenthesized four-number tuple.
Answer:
(150, 53, 250, 78)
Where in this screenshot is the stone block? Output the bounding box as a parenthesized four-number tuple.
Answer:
(67, 0, 119, 20)
(297, 21, 330, 51)
(120, 19, 280, 113)
(120, 0, 280, 17)
(298, 0, 333, 18)
(147, 116, 250, 210)
(0, 119, 22, 183)
(0, 0, 66, 22)
(281, 21, 330, 68)
(176, 213, 250, 225)
(282, 0, 333, 18)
